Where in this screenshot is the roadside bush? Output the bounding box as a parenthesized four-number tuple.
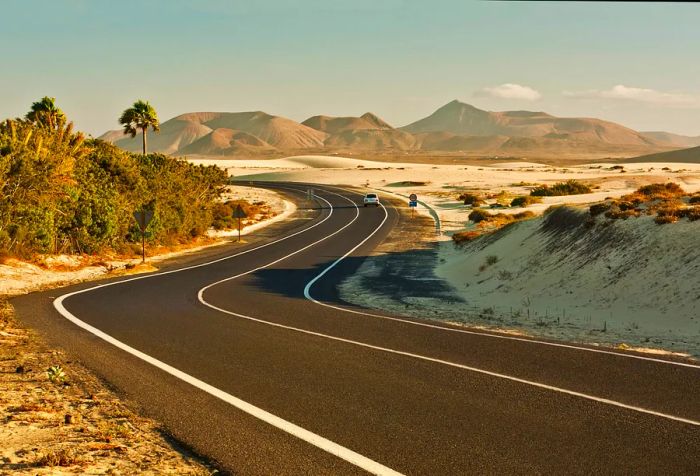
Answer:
(510, 195, 542, 207)
(530, 180, 592, 197)
(689, 195, 700, 204)
(0, 114, 226, 257)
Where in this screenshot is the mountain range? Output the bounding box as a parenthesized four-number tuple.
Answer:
(100, 100, 699, 160)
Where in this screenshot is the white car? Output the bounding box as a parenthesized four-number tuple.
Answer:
(363, 193, 380, 207)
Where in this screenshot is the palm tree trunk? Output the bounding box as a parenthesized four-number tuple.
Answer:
(142, 127, 147, 155)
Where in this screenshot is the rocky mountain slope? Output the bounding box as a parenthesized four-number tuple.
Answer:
(100, 101, 693, 160)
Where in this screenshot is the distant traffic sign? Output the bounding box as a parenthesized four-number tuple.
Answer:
(409, 193, 417, 202)
(232, 205, 247, 219)
(232, 204, 248, 242)
(133, 209, 154, 263)
(133, 210, 154, 232)
(409, 201, 418, 207)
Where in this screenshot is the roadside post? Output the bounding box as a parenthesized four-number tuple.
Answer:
(132, 209, 154, 263)
(409, 193, 418, 217)
(232, 204, 248, 242)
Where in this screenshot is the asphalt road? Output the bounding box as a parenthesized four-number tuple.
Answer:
(12, 183, 700, 475)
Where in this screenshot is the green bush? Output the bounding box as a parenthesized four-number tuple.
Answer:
(0, 115, 226, 257)
(530, 180, 592, 197)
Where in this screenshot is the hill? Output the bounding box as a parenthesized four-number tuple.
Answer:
(100, 102, 683, 159)
(626, 145, 700, 164)
(102, 111, 326, 154)
(177, 128, 277, 156)
(401, 100, 659, 147)
(302, 112, 393, 134)
(640, 131, 700, 148)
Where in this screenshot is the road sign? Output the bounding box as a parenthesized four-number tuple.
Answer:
(409, 193, 417, 202)
(132, 210, 154, 263)
(232, 205, 247, 219)
(409, 201, 418, 207)
(133, 210, 154, 232)
(232, 204, 248, 242)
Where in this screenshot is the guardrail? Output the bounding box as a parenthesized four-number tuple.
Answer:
(375, 188, 441, 235)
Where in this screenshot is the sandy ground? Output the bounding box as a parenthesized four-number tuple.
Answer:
(195, 154, 700, 358)
(0, 299, 214, 475)
(0, 186, 291, 297)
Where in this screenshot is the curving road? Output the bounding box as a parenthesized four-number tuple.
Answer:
(12, 183, 700, 475)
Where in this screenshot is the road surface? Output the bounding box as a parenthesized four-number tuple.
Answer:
(13, 183, 700, 475)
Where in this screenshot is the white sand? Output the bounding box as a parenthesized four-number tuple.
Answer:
(433, 211, 700, 356)
(195, 154, 700, 235)
(195, 154, 700, 356)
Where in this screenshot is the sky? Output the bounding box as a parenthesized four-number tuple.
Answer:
(2, 0, 700, 136)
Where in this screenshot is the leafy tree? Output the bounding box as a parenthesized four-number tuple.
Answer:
(26, 96, 66, 130)
(119, 100, 160, 155)
(1, 100, 225, 258)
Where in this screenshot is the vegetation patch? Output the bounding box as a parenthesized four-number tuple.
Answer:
(0, 98, 227, 258)
(530, 180, 592, 197)
(589, 183, 698, 225)
(457, 192, 484, 206)
(386, 181, 429, 187)
(510, 195, 542, 207)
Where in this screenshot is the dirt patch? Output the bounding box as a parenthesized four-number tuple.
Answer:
(0, 299, 215, 475)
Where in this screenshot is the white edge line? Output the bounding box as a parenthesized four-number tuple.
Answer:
(53, 292, 402, 475)
(313, 186, 700, 370)
(53, 186, 403, 476)
(199, 187, 700, 427)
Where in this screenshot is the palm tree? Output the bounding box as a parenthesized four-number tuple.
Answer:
(26, 96, 66, 129)
(119, 100, 160, 155)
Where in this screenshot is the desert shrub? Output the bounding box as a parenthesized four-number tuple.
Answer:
(589, 202, 612, 216)
(452, 230, 481, 244)
(513, 211, 535, 220)
(686, 206, 700, 221)
(530, 180, 592, 197)
(486, 255, 498, 265)
(458, 192, 484, 206)
(637, 182, 685, 199)
(689, 195, 700, 204)
(510, 195, 542, 207)
(604, 208, 640, 220)
(654, 214, 678, 225)
(468, 209, 491, 223)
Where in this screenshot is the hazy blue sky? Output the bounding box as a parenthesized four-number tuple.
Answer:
(2, 0, 700, 136)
